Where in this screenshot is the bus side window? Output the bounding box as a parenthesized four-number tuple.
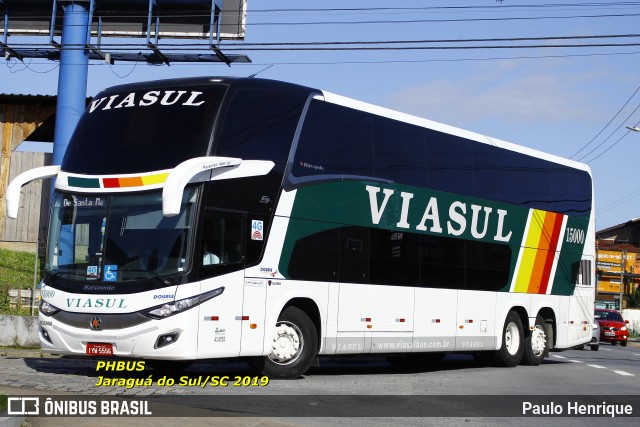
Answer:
(200, 211, 245, 276)
(339, 226, 370, 284)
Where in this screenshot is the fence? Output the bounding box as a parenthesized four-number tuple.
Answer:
(0, 240, 46, 315)
(7, 288, 41, 310)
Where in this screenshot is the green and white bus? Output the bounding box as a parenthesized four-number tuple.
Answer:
(7, 77, 595, 378)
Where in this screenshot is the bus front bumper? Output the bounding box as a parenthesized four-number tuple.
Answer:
(38, 309, 199, 360)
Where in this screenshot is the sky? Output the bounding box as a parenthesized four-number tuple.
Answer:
(1, 0, 640, 231)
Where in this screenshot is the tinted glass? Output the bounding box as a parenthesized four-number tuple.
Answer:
(473, 143, 514, 203)
(339, 226, 370, 284)
(420, 234, 466, 288)
(465, 240, 511, 291)
(287, 223, 340, 282)
(286, 222, 510, 291)
(64, 85, 226, 174)
(373, 116, 427, 186)
(293, 101, 374, 177)
(46, 189, 197, 283)
(199, 210, 245, 278)
(370, 229, 420, 286)
(426, 131, 474, 195)
(216, 89, 307, 168)
(292, 100, 592, 215)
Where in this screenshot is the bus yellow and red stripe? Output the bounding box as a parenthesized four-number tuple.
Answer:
(63, 172, 169, 190)
(511, 209, 567, 295)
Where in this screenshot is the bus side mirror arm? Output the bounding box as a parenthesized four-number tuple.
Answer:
(162, 157, 274, 217)
(6, 165, 61, 219)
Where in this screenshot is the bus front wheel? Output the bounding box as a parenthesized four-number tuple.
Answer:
(249, 306, 318, 379)
(492, 311, 524, 367)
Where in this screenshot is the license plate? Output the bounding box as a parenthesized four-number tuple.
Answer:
(604, 332, 616, 337)
(86, 343, 113, 356)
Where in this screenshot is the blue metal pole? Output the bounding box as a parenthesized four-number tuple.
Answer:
(52, 1, 90, 167)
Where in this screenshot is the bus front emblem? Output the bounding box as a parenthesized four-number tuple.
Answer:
(90, 317, 102, 330)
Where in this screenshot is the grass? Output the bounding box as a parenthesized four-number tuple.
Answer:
(0, 248, 41, 315)
(0, 248, 38, 289)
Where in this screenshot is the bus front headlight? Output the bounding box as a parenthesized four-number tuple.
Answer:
(144, 287, 224, 319)
(40, 300, 60, 316)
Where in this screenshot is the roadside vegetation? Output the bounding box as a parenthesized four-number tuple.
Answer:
(0, 248, 41, 315)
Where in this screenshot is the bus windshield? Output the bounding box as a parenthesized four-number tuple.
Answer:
(45, 188, 198, 283)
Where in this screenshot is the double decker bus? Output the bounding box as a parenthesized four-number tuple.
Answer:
(7, 77, 595, 378)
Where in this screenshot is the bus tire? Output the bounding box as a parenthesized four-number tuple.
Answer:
(522, 315, 547, 366)
(492, 311, 524, 367)
(473, 352, 494, 367)
(250, 306, 318, 379)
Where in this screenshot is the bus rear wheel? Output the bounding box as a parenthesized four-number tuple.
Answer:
(249, 306, 318, 379)
(522, 315, 547, 366)
(492, 311, 524, 367)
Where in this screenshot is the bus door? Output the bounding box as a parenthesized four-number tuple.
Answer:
(196, 211, 246, 358)
(336, 227, 414, 354)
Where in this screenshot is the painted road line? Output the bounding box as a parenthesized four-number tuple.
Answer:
(587, 364, 607, 369)
(613, 370, 635, 376)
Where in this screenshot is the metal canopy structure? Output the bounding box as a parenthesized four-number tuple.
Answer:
(0, 0, 250, 65)
(0, 0, 251, 192)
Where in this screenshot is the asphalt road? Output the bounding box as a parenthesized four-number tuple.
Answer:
(1, 341, 639, 426)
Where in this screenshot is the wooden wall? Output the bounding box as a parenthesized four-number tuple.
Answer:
(0, 100, 56, 244)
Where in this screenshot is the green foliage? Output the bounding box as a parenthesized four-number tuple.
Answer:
(0, 394, 7, 414)
(0, 248, 41, 315)
(627, 287, 640, 309)
(0, 248, 38, 289)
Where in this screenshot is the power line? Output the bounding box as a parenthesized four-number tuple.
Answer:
(598, 187, 640, 214)
(7, 42, 640, 53)
(8, 33, 640, 48)
(570, 84, 640, 159)
(579, 103, 640, 162)
(6, 50, 640, 68)
(242, 13, 640, 27)
(248, 3, 640, 13)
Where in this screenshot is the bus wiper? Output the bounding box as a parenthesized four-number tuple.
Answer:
(120, 268, 172, 286)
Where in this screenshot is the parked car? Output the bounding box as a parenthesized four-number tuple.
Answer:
(594, 308, 628, 347)
(575, 318, 600, 351)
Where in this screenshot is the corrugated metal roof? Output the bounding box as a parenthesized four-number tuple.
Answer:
(0, 93, 58, 103)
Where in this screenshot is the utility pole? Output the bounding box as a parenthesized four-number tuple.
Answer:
(52, 1, 90, 168)
(619, 249, 627, 310)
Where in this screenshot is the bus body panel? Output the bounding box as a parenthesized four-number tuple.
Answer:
(412, 288, 457, 353)
(196, 272, 243, 359)
(239, 276, 268, 356)
(456, 290, 498, 352)
(337, 283, 414, 333)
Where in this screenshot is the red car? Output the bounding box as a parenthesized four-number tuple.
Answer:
(594, 308, 629, 347)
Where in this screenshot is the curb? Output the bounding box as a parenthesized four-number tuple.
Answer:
(0, 348, 59, 359)
(0, 416, 25, 427)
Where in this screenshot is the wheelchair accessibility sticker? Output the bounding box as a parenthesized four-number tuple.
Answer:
(104, 265, 118, 282)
